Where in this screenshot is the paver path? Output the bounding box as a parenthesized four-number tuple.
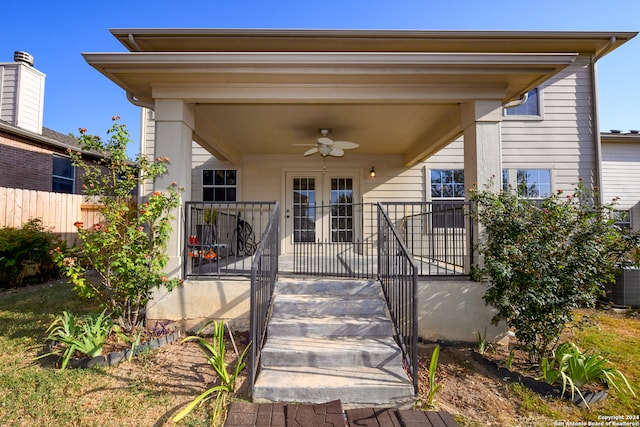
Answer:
(225, 400, 460, 427)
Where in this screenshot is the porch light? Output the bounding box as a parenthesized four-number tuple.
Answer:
(370, 166, 376, 177)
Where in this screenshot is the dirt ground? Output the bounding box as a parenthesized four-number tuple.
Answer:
(110, 334, 538, 426)
(417, 343, 549, 427)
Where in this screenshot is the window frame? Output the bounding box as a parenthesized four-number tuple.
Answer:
(428, 168, 466, 229)
(202, 169, 238, 202)
(52, 154, 75, 194)
(503, 88, 544, 120)
(429, 168, 466, 200)
(503, 168, 553, 199)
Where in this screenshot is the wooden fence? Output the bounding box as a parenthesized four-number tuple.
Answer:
(0, 187, 103, 246)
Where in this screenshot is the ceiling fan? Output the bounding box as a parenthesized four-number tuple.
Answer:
(301, 129, 360, 157)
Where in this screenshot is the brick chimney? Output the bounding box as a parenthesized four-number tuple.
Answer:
(0, 51, 46, 134)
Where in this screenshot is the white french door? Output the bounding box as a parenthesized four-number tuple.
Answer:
(284, 172, 358, 253)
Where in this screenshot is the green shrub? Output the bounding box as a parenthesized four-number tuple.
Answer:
(0, 218, 62, 288)
(471, 181, 640, 363)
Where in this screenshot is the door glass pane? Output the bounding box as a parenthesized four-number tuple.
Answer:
(293, 178, 316, 242)
(330, 178, 353, 242)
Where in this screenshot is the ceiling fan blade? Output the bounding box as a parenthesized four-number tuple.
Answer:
(332, 140, 359, 150)
(329, 148, 344, 157)
(303, 147, 319, 156)
(317, 137, 334, 146)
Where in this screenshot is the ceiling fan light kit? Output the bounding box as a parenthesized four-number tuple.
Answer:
(301, 128, 360, 158)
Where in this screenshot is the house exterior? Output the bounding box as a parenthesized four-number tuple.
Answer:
(83, 29, 637, 342)
(0, 52, 84, 194)
(601, 130, 640, 231)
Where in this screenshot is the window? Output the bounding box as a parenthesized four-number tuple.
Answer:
(430, 169, 465, 199)
(613, 210, 631, 231)
(330, 178, 354, 242)
(430, 169, 465, 228)
(502, 169, 509, 192)
(203, 169, 237, 201)
(52, 155, 74, 193)
(504, 88, 540, 117)
(516, 169, 551, 198)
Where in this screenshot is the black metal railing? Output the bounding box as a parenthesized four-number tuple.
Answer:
(381, 201, 473, 275)
(377, 202, 419, 394)
(184, 201, 277, 277)
(292, 201, 473, 277)
(293, 203, 377, 279)
(248, 202, 280, 394)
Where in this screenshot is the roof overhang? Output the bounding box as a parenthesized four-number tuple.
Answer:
(83, 29, 636, 166)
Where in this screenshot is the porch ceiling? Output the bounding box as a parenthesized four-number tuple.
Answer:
(83, 29, 636, 166)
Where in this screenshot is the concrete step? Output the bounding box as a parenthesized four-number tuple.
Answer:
(254, 278, 414, 408)
(260, 336, 403, 368)
(275, 278, 381, 297)
(267, 313, 394, 337)
(252, 365, 414, 408)
(271, 294, 388, 317)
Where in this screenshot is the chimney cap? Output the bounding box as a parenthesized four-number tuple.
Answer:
(629, 130, 639, 134)
(14, 51, 34, 67)
(610, 129, 622, 134)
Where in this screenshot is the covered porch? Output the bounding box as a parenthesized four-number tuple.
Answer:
(81, 29, 607, 283)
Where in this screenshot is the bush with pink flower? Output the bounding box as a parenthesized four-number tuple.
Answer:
(52, 117, 183, 332)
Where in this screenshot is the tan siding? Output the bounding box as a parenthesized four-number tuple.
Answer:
(422, 58, 596, 195)
(502, 56, 596, 190)
(602, 142, 640, 210)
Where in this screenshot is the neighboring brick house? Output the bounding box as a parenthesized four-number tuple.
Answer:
(0, 51, 98, 194)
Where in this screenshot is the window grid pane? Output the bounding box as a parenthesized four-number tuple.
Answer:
(203, 169, 237, 202)
(330, 178, 353, 242)
(431, 169, 464, 199)
(293, 178, 315, 242)
(516, 169, 551, 198)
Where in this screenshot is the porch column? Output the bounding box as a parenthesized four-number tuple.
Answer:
(462, 100, 503, 270)
(154, 100, 194, 280)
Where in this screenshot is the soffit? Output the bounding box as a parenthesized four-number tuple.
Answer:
(83, 29, 636, 165)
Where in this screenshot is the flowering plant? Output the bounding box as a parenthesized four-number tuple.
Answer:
(52, 117, 183, 332)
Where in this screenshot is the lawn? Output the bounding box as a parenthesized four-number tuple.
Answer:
(0, 279, 213, 426)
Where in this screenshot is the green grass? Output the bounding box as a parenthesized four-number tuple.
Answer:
(0, 280, 210, 426)
(569, 309, 640, 419)
(503, 308, 640, 424)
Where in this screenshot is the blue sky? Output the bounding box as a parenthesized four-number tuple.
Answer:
(2, 0, 639, 159)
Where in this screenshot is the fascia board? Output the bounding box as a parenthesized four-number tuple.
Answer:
(82, 52, 578, 68)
